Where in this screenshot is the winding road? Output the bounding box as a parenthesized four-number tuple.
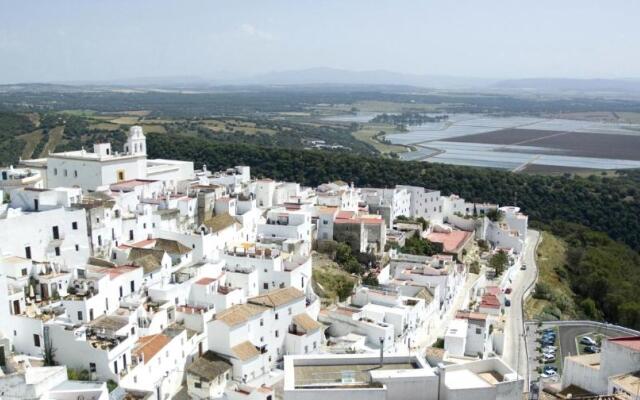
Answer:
(502, 230, 540, 387)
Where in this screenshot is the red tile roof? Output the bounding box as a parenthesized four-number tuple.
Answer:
(134, 334, 171, 364)
(480, 294, 501, 309)
(336, 211, 355, 220)
(609, 336, 640, 352)
(426, 230, 473, 253)
(455, 310, 488, 321)
(195, 277, 217, 285)
(110, 179, 158, 191)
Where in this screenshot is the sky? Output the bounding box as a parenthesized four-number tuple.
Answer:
(1, 0, 639, 84)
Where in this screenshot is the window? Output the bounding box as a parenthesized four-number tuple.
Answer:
(313, 341, 317, 349)
(288, 307, 292, 315)
(52, 226, 59, 240)
(74, 170, 78, 177)
(129, 230, 134, 240)
(195, 382, 202, 389)
(77, 311, 83, 321)
(64, 169, 68, 177)
(260, 318, 264, 326)
(21, 268, 27, 276)
(143, 223, 147, 229)
(263, 283, 268, 290)
(72, 221, 78, 230)
(33, 334, 40, 347)
(53, 168, 58, 175)
(97, 235, 102, 246)
(119, 286, 123, 297)
(54, 247, 60, 256)
(476, 328, 482, 334)
(75, 244, 79, 251)
(130, 280, 135, 292)
(25, 246, 31, 259)
(275, 330, 279, 338)
(275, 313, 279, 320)
(89, 362, 96, 373)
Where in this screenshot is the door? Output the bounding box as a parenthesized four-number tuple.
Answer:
(12, 299, 20, 315)
(52, 226, 59, 240)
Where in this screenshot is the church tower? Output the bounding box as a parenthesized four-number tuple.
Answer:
(125, 125, 146, 156)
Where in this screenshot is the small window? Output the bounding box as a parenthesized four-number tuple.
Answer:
(260, 318, 264, 326)
(275, 313, 279, 320)
(476, 328, 482, 334)
(64, 169, 68, 177)
(54, 247, 60, 256)
(194, 382, 202, 389)
(275, 330, 279, 338)
(72, 221, 78, 230)
(74, 170, 78, 177)
(33, 334, 41, 347)
(288, 307, 292, 315)
(77, 311, 83, 321)
(53, 168, 58, 175)
(75, 244, 79, 251)
(21, 268, 27, 276)
(89, 362, 96, 373)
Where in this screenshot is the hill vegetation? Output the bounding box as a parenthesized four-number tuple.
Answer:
(147, 133, 640, 252)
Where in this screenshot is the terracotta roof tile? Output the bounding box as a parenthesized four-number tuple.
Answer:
(133, 334, 171, 364)
(231, 341, 260, 361)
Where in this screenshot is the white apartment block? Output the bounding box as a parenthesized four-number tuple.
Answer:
(207, 287, 321, 383)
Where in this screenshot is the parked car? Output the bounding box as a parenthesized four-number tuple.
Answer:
(543, 345, 558, 352)
(542, 348, 556, 355)
(505, 287, 513, 294)
(521, 264, 527, 270)
(580, 336, 597, 346)
(541, 370, 558, 378)
(544, 366, 558, 373)
(584, 345, 599, 354)
(505, 299, 511, 307)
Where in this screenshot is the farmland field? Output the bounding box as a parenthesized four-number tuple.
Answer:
(447, 128, 640, 161)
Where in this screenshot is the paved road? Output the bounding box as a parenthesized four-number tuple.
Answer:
(502, 230, 540, 385)
(559, 325, 629, 357)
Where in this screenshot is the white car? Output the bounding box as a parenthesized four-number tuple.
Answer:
(543, 345, 558, 352)
(541, 370, 558, 378)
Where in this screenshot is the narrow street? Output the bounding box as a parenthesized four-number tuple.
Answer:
(502, 230, 540, 387)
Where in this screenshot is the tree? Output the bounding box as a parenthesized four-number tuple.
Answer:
(362, 273, 379, 286)
(486, 208, 504, 222)
(335, 243, 352, 264)
(489, 251, 509, 276)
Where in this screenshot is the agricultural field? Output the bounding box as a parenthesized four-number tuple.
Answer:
(448, 128, 640, 161)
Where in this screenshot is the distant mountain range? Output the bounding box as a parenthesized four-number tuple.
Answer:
(237, 67, 495, 89)
(2, 69, 640, 96)
(491, 78, 640, 94)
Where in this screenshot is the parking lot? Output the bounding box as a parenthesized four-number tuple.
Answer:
(524, 321, 634, 390)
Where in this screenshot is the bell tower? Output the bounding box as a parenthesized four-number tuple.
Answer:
(125, 126, 146, 156)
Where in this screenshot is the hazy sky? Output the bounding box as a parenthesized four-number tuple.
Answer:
(1, 0, 639, 83)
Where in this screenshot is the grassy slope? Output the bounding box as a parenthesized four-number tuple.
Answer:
(39, 126, 64, 157)
(311, 252, 356, 305)
(352, 123, 408, 154)
(18, 129, 44, 159)
(526, 231, 579, 320)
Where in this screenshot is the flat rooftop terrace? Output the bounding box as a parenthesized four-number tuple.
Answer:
(294, 361, 419, 387)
